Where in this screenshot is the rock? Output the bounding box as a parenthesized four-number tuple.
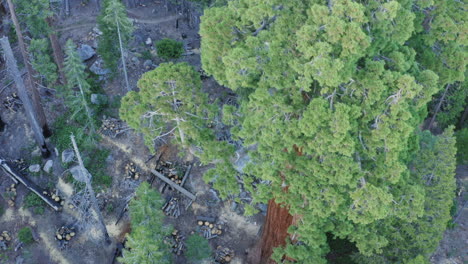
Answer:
(230, 201, 238, 211)
(29, 164, 41, 173)
(240, 191, 248, 199)
(31, 147, 41, 157)
(145, 37, 152, 45)
(70, 166, 87, 182)
(105, 154, 114, 163)
(131, 56, 139, 64)
(92, 27, 103, 35)
(143, 60, 153, 69)
(77, 44, 95, 61)
(90, 59, 110, 76)
(91, 94, 108, 105)
(61, 149, 75, 163)
(43, 160, 53, 173)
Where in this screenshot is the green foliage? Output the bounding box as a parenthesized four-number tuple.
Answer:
(185, 234, 212, 263)
(18, 227, 34, 245)
(0, 205, 4, 217)
(200, 0, 463, 262)
(14, 0, 51, 38)
(119, 182, 172, 264)
(83, 148, 111, 188)
(155, 38, 184, 60)
(29, 38, 58, 86)
(120, 62, 217, 152)
(455, 128, 468, 165)
(23, 192, 45, 208)
(97, 0, 133, 73)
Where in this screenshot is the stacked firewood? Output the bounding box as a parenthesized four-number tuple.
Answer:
(100, 118, 128, 138)
(124, 162, 140, 180)
(43, 190, 65, 206)
(164, 229, 185, 256)
(162, 197, 181, 218)
(55, 226, 76, 249)
(12, 159, 27, 172)
(196, 217, 224, 239)
(5, 184, 17, 207)
(3, 93, 21, 112)
(214, 246, 234, 263)
(0, 231, 11, 250)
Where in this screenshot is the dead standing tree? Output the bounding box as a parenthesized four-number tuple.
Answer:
(70, 134, 111, 244)
(0, 37, 51, 157)
(5, 0, 51, 137)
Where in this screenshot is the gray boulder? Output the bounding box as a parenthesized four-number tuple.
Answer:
(70, 166, 88, 182)
(90, 59, 110, 76)
(91, 94, 108, 105)
(143, 59, 153, 69)
(43, 160, 53, 173)
(78, 44, 95, 61)
(29, 164, 41, 173)
(61, 149, 75, 163)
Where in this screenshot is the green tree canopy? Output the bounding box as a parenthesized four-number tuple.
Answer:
(119, 182, 172, 264)
(200, 0, 461, 262)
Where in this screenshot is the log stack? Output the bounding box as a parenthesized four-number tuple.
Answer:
(55, 226, 76, 249)
(162, 197, 181, 218)
(3, 92, 21, 112)
(164, 229, 185, 256)
(5, 183, 17, 207)
(214, 246, 234, 263)
(43, 190, 65, 206)
(0, 231, 11, 250)
(100, 118, 128, 138)
(196, 217, 224, 239)
(124, 162, 140, 180)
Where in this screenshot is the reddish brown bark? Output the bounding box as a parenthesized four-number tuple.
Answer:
(46, 16, 66, 85)
(249, 199, 294, 264)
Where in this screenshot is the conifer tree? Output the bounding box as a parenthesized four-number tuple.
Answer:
(119, 182, 172, 264)
(29, 38, 58, 86)
(200, 1, 462, 263)
(64, 39, 96, 134)
(120, 62, 216, 151)
(98, 0, 133, 92)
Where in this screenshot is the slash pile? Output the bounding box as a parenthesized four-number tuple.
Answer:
(0, 231, 11, 250)
(100, 118, 128, 138)
(214, 246, 234, 263)
(55, 226, 76, 250)
(162, 197, 181, 218)
(124, 162, 140, 180)
(164, 229, 185, 256)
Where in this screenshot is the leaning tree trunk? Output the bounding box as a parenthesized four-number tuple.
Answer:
(116, 19, 131, 92)
(459, 104, 468, 128)
(426, 84, 450, 130)
(6, 0, 51, 138)
(0, 37, 51, 157)
(249, 199, 295, 264)
(0, 115, 5, 132)
(46, 17, 67, 85)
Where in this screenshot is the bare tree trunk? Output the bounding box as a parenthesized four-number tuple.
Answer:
(0, 37, 51, 157)
(46, 17, 67, 85)
(6, 0, 51, 138)
(426, 84, 450, 130)
(70, 134, 111, 244)
(77, 80, 95, 134)
(116, 20, 131, 92)
(248, 199, 294, 264)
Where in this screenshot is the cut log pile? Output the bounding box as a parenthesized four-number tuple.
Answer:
(162, 197, 181, 218)
(214, 246, 234, 263)
(100, 118, 129, 138)
(55, 226, 76, 250)
(196, 216, 224, 240)
(124, 162, 140, 180)
(164, 229, 185, 256)
(5, 183, 17, 207)
(156, 161, 185, 186)
(11, 158, 27, 172)
(2, 92, 21, 112)
(0, 231, 11, 250)
(43, 190, 65, 206)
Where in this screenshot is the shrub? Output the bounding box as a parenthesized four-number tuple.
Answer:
(185, 234, 212, 263)
(455, 128, 468, 165)
(155, 38, 184, 60)
(18, 227, 34, 245)
(23, 193, 45, 208)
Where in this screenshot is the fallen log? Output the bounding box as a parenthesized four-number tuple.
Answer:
(150, 169, 196, 200)
(180, 164, 192, 187)
(0, 157, 61, 211)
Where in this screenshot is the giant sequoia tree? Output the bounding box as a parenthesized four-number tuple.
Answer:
(200, 0, 462, 263)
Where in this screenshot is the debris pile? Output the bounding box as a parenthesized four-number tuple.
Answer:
(55, 226, 76, 250)
(214, 246, 234, 263)
(3, 93, 21, 112)
(156, 161, 185, 186)
(164, 229, 185, 256)
(100, 118, 129, 138)
(0, 231, 11, 250)
(162, 197, 181, 218)
(5, 183, 17, 207)
(124, 162, 140, 180)
(11, 159, 27, 172)
(196, 216, 224, 239)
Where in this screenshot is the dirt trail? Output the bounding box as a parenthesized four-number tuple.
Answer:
(55, 12, 180, 32)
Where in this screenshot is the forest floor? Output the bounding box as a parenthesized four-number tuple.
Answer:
(0, 0, 466, 264)
(0, 0, 262, 263)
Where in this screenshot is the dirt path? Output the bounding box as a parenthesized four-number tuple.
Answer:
(55, 12, 181, 32)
